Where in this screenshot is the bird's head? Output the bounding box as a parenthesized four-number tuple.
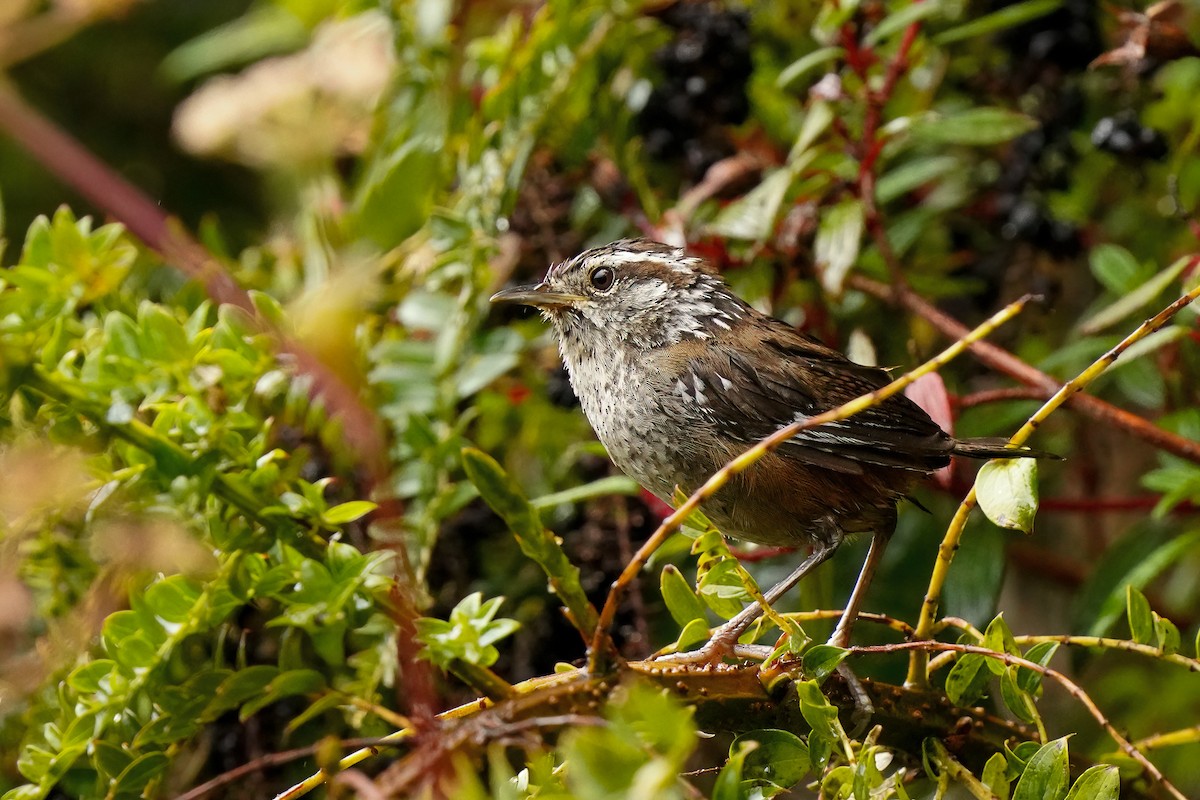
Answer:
(490, 238, 746, 351)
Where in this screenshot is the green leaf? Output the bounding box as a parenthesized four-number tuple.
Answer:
(815, 198, 865, 295)
(1064, 765, 1120, 800)
(697, 558, 755, 620)
(248, 289, 289, 331)
(144, 576, 202, 624)
(981, 615, 1020, 669)
(934, 0, 1063, 45)
(801, 645, 848, 683)
(111, 752, 169, 796)
(67, 660, 117, 694)
(1126, 585, 1155, 645)
(1155, 613, 1180, 655)
(777, 47, 844, 90)
(660, 565, 707, 627)
(674, 617, 712, 651)
(1000, 667, 1036, 723)
(982, 752, 1013, 799)
(1089, 244, 1146, 295)
(977, 459, 1039, 532)
(103, 312, 142, 360)
(1017, 642, 1058, 693)
(529, 476, 640, 509)
(161, 6, 308, 82)
(92, 741, 133, 780)
(1012, 737, 1070, 800)
(16, 745, 53, 783)
(1079, 256, 1192, 334)
(206, 666, 279, 717)
(240, 669, 327, 719)
(792, 101, 834, 157)
(706, 166, 797, 242)
(322, 500, 378, 526)
(416, 592, 520, 668)
(911, 108, 1039, 146)
(732, 729, 810, 793)
(1074, 525, 1200, 637)
(945, 653, 990, 706)
(712, 740, 749, 800)
(865, 1, 945, 45)
(351, 90, 445, 248)
(796, 680, 839, 772)
(461, 448, 598, 635)
(876, 155, 961, 205)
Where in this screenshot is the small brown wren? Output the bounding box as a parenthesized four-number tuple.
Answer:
(492, 238, 1043, 655)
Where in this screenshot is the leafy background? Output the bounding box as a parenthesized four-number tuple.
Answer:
(0, 0, 1199, 798)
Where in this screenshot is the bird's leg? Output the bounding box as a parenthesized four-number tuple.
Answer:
(657, 538, 840, 664)
(828, 529, 890, 648)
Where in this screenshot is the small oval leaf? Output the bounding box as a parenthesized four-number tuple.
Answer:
(977, 459, 1039, 532)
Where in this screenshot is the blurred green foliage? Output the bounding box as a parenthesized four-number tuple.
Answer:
(0, 0, 1198, 798)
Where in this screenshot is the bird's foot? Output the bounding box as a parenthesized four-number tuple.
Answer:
(835, 662, 874, 738)
(653, 632, 738, 666)
(652, 623, 774, 666)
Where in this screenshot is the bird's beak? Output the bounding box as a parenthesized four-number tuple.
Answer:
(490, 283, 584, 309)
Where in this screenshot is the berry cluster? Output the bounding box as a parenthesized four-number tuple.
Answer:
(994, 127, 1081, 258)
(983, 0, 1105, 260)
(993, 0, 1102, 72)
(637, 1, 753, 181)
(1091, 114, 1168, 160)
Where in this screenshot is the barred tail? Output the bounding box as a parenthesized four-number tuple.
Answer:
(952, 437, 1061, 460)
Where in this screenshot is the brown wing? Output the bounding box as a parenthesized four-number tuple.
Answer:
(685, 319, 954, 475)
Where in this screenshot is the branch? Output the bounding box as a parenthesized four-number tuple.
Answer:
(273, 661, 1040, 800)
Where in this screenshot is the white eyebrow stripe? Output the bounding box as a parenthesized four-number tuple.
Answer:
(598, 250, 684, 268)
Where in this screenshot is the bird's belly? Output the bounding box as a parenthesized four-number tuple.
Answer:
(570, 360, 717, 501)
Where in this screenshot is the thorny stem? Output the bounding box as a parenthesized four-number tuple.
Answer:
(906, 279, 1200, 689)
(924, 627, 1200, 675)
(859, 641, 1189, 800)
(587, 295, 1035, 669)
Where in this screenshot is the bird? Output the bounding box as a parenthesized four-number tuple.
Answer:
(491, 238, 1046, 658)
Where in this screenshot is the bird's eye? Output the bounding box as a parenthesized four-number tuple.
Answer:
(589, 266, 615, 291)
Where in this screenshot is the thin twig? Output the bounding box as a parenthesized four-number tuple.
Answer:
(958, 387, 1054, 407)
(587, 295, 1035, 668)
(175, 737, 403, 800)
